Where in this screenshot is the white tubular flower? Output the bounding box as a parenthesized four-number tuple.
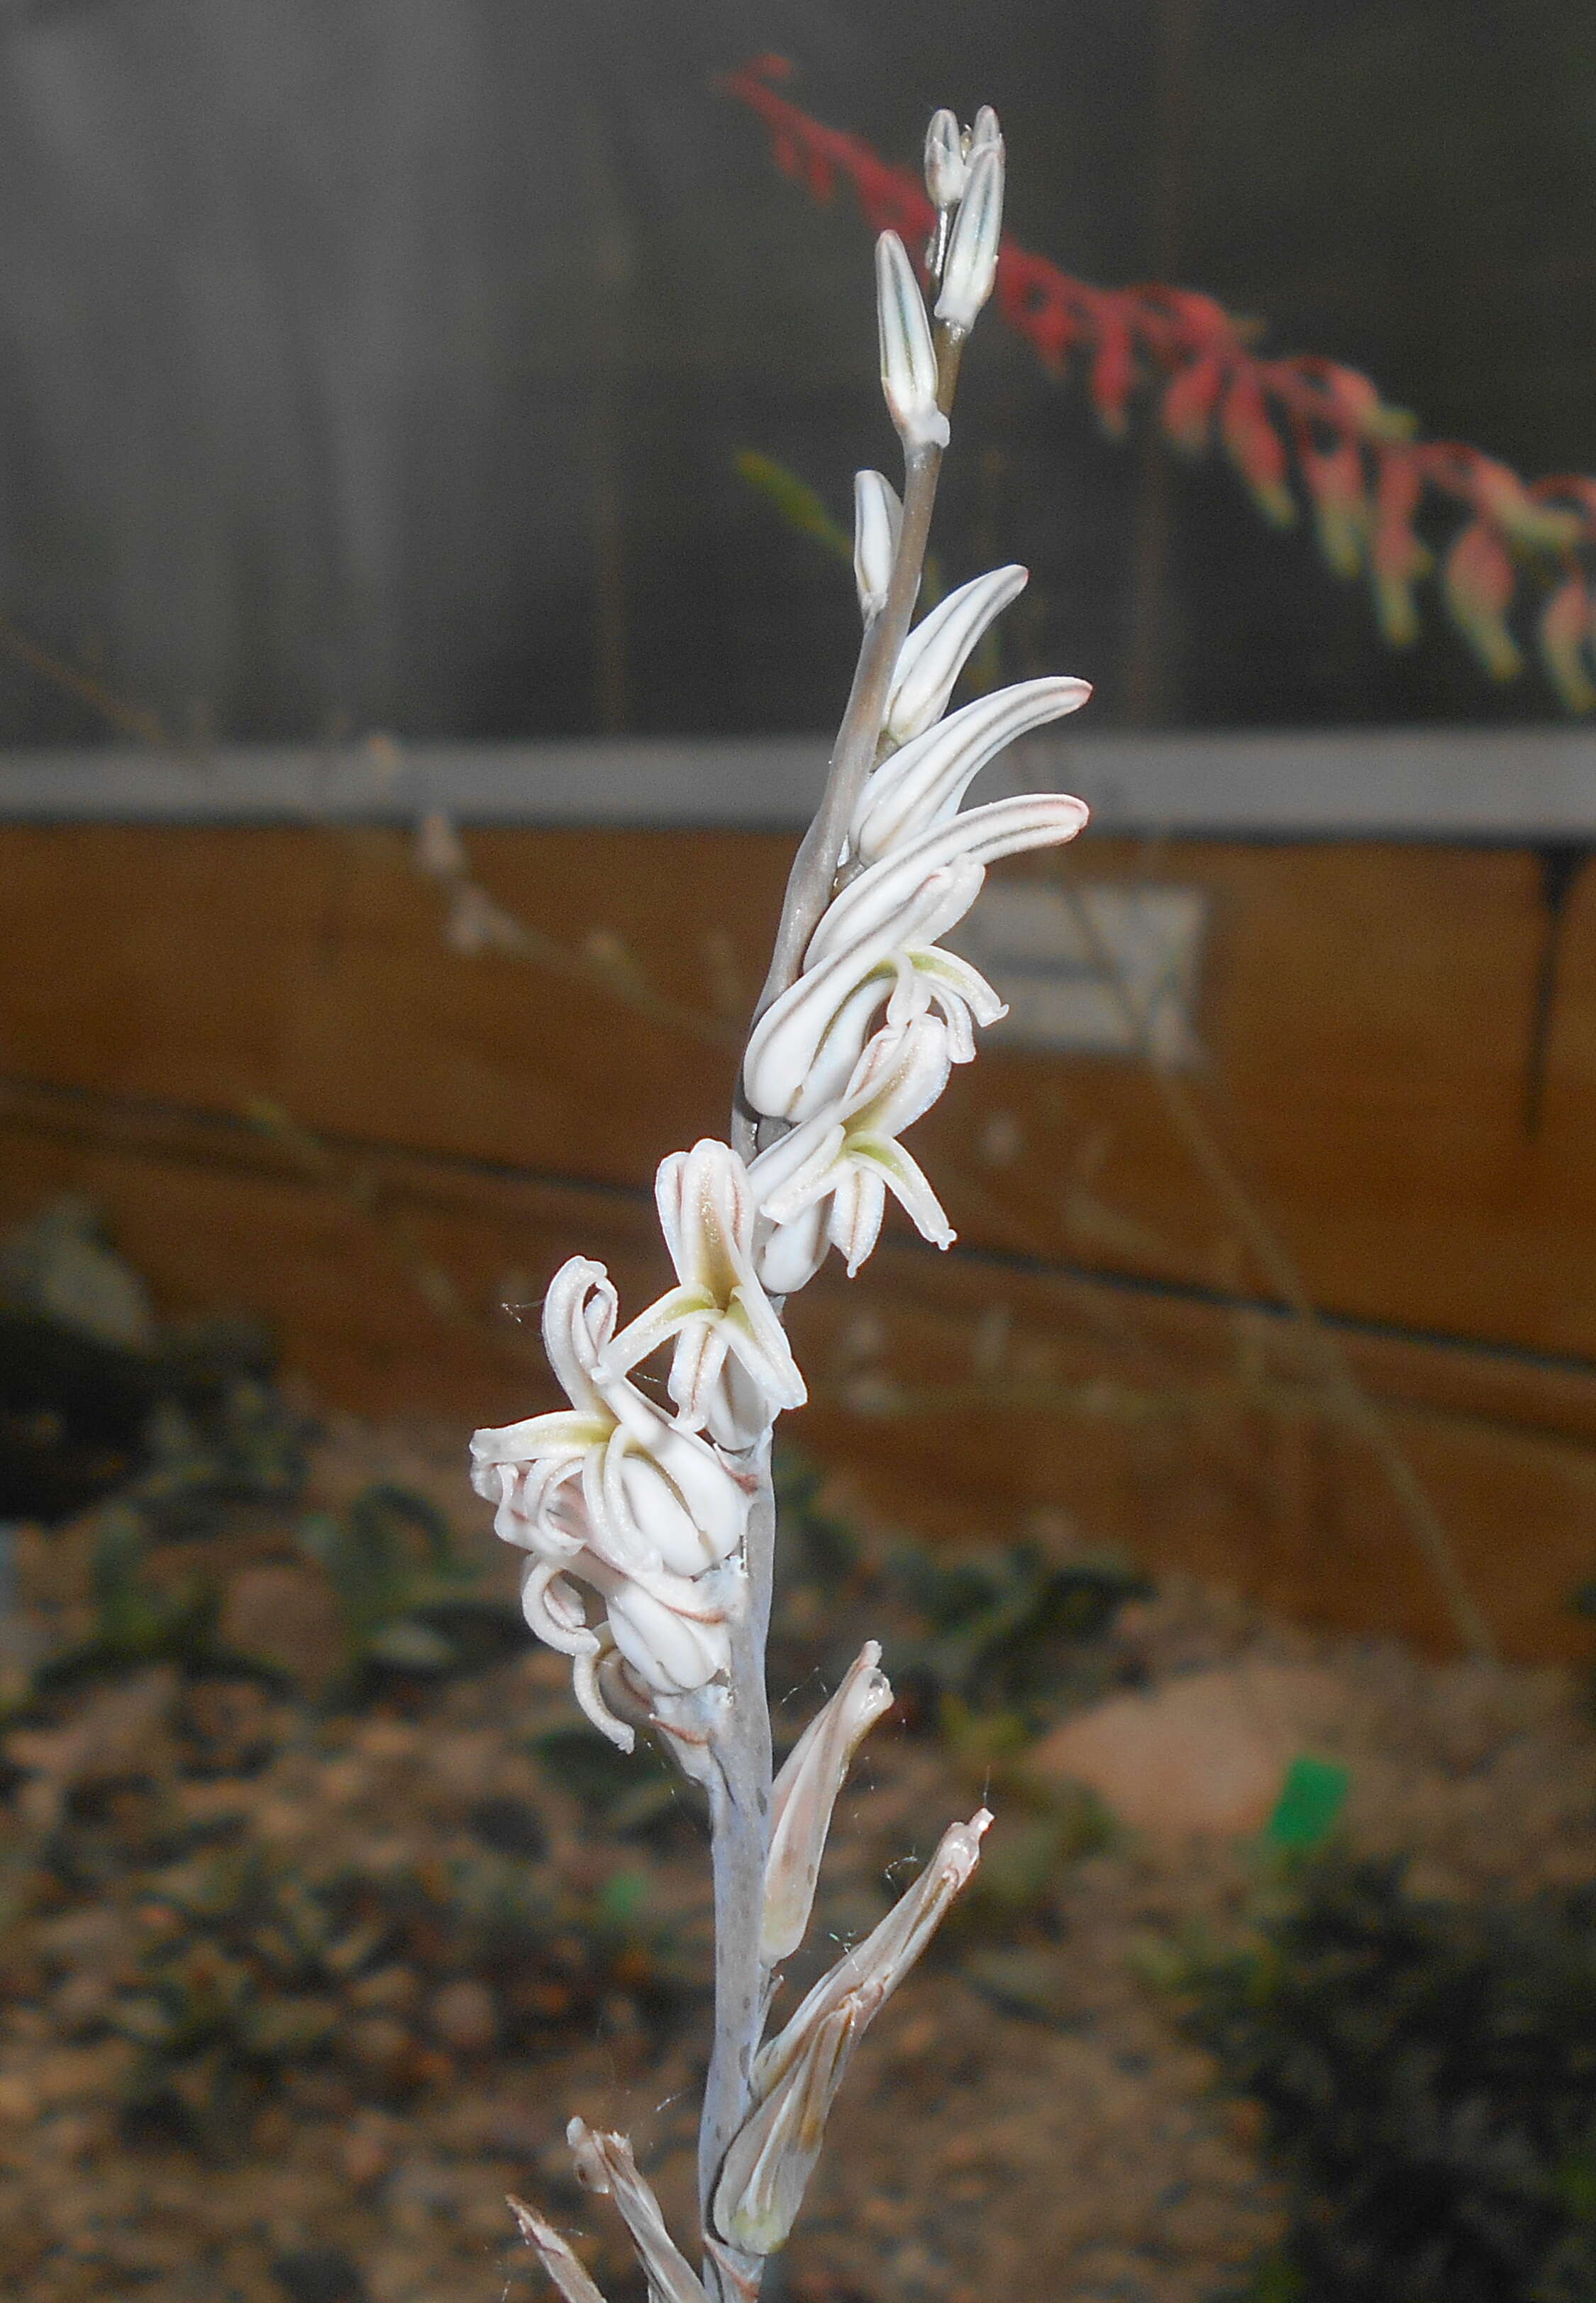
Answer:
(934, 140, 1005, 333)
(470, 1257, 748, 1746)
(749, 1019, 956, 1286)
(714, 2003, 858, 2258)
(860, 674, 1093, 864)
(763, 1643, 894, 1965)
(853, 470, 902, 621)
(876, 232, 948, 453)
(804, 790, 1090, 975)
(882, 563, 1029, 747)
(751, 1810, 992, 2104)
(567, 2121, 711, 2303)
(743, 860, 999, 1123)
(602, 1140, 806, 1449)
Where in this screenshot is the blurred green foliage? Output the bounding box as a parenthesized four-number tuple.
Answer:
(1177, 1853, 1596, 2302)
(297, 1483, 519, 1694)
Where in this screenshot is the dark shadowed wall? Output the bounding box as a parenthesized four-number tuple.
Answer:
(0, 0, 1593, 744)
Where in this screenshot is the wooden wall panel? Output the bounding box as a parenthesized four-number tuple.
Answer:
(3, 823, 1596, 1660)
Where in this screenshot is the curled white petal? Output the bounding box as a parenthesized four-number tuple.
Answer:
(876, 232, 948, 453)
(883, 565, 1029, 748)
(572, 1629, 635, 1754)
(520, 1558, 600, 1657)
(853, 470, 902, 621)
(935, 140, 1005, 333)
(861, 675, 1092, 862)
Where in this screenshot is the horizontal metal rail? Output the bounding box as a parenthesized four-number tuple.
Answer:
(0, 725, 1593, 839)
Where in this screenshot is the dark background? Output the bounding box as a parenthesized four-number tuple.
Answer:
(0, 0, 1592, 745)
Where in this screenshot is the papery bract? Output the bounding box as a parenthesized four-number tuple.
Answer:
(751, 1809, 992, 2101)
(763, 1642, 894, 1963)
(567, 2122, 711, 2303)
(714, 2004, 857, 2256)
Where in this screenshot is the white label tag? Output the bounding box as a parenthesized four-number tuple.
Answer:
(953, 882, 1209, 1062)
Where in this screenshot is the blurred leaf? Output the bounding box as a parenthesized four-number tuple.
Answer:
(734, 450, 853, 563)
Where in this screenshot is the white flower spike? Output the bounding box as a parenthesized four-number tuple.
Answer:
(602, 1140, 806, 1449)
(476, 105, 1089, 2288)
(750, 1018, 957, 1288)
(876, 232, 948, 453)
(853, 470, 902, 621)
(883, 562, 1030, 747)
(763, 1642, 895, 1965)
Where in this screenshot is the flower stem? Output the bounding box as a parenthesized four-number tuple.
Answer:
(699, 1441, 776, 2301)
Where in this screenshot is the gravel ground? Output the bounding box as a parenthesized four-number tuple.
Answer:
(1, 1416, 1594, 2303)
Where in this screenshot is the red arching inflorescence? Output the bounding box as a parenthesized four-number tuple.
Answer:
(722, 55, 1596, 711)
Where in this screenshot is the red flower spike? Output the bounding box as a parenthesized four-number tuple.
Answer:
(1537, 577, 1596, 714)
(1441, 521, 1524, 681)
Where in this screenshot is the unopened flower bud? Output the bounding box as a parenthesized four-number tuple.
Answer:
(876, 233, 949, 453)
(934, 141, 1004, 333)
(923, 108, 967, 211)
(853, 470, 902, 620)
(968, 104, 1003, 161)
